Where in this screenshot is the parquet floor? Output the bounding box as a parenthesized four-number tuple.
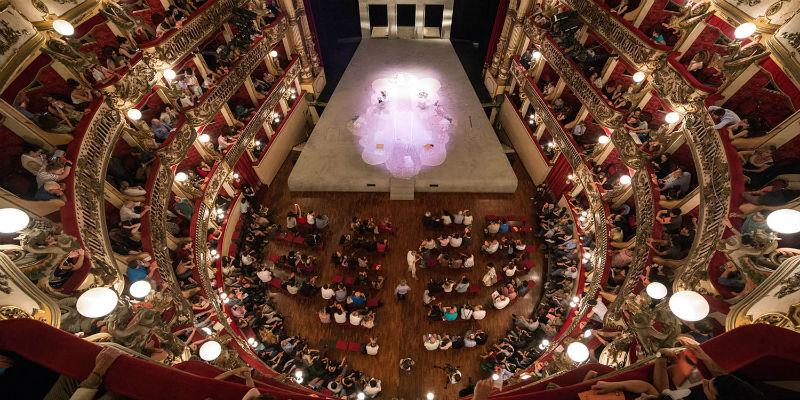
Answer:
(260, 158, 543, 399)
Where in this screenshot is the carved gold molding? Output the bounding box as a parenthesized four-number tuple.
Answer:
(0, 251, 60, 327)
(727, 255, 800, 331)
(72, 100, 125, 290)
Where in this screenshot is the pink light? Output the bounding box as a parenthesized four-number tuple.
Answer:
(348, 73, 454, 178)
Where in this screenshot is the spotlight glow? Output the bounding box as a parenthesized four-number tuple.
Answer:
(269, 50, 279, 58)
(348, 73, 453, 179)
(426, 392, 434, 400)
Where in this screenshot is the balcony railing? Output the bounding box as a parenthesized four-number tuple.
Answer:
(68, 99, 126, 289)
(518, 74, 611, 359)
(559, 0, 668, 69)
(141, 0, 248, 67)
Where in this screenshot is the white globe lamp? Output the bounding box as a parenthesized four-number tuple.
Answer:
(199, 340, 222, 361)
(76, 287, 118, 318)
(198, 133, 211, 143)
(598, 135, 610, 144)
(126, 108, 142, 121)
(619, 174, 632, 185)
(163, 68, 177, 81)
(734, 22, 757, 39)
(52, 20, 75, 36)
(665, 112, 681, 124)
(532, 50, 542, 60)
(566, 342, 590, 362)
(646, 282, 668, 300)
(766, 209, 800, 234)
(669, 290, 709, 321)
(175, 172, 189, 182)
(129, 280, 152, 299)
(0, 208, 31, 233)
(632, 71, 646, 83)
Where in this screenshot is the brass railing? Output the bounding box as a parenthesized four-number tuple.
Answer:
(186, 17, 289, 126)
(72, 100, 126, 289)
(518, 74, 610, 356)
(559, 0, 667, 70)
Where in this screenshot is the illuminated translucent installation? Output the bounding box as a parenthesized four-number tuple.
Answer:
(347, 73, 454, 179)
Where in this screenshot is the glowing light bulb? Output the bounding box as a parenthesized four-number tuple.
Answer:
(163, 68, 176, 80)
(232, 173, 240, 179)
(76, 287, 118, 318)
(646, 282, 668, 300)
(584, 329, 593, 338)
(357, 393, 366, 400)
(619, 174, 632, 185)
(734, 22, 756, 39)
(0, 208, 30, 233)
(294, 369, 303, 378)
(199, 340, 222, 361)
(598, 135, 610, 144)
(198, 133, 211, 143)
(491, 373, 500, 381)
(52, 19, 75, 36)
(269, 50, 279, 58)
(129, 280, 152, 299)
(567, 174, 575, 180)
(521, 373, 531, 380)
(541, 339, 550, 346)
(126, 108, 142, 121)
(665, 111, 681, 124)
(175, 171, 188, 182)
(632, 71, 646, 83)
(532, 50, 542, 60)
(669, 290, 709, 321)
(426, 393, 435, 400)
(766, 209, 800, 234)
(567, 342, 590, 362)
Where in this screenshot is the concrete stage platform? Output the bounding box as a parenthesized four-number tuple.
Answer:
(288, 39, 517, 194)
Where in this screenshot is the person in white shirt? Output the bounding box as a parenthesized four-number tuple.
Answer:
(493, 292, 510, 309)
(442, 278, 455, 293)
(463, 210, 473, 226)
(453, 210, 464, 224)
(464, 332, 477, 347)
(482, 264, 498, 286)
(406, 250, 420, 279)
(363, 379, 381, 398)
(365, 337, 379, 355)
(486, 221, 500, 234)
(349, 310, 363, 326)
(423, 334, 441, 350)
(463, 254, 475, 268)
(514, 240, 527, 251)
(441, 211, 452, 226)
(472, 305, 486, 320)
(460, 304, 473, 319)
(255, 268, 272, 283)
(318, 309, 331, 323)
(320, 284, 334, 300)
(423, 289, 436, 305)
(450, 234, 463, 248)
(120, 201, 147, 223)
(334, 309, 347, 324)
(395, 280, 411, 300)
(482, 240, 500, 254)
(708, 106, 741, 130)
(455, 277, 470, 293)
(503, 263, 517, 277)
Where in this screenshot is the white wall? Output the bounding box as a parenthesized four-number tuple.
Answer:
(499, 99, 551, 184)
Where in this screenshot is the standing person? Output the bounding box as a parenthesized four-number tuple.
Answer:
(406, 250, 421, 280)
(395, 280, 411, 300)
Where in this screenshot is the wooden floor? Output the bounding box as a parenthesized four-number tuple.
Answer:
(261, 158, 543, 399)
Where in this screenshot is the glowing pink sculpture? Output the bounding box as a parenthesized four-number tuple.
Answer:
(347, 73, 454, 179)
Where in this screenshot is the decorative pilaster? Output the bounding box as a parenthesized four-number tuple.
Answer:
(280, 0, 314, 82)
(490, 4, 518, 76)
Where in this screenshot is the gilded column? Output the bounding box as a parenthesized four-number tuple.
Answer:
(295, 5, 321, 75)
(280, 0, 314, 82)
(497, 0, 532, 85)
(489, 2, 518, 76)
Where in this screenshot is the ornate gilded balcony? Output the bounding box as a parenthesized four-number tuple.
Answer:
(186, 16, 289, 126)
(186, 63, 303, 365)
(517, 75, 610, 356)
(528, 30, 626, 128)
(558, 0, 668, 71)
(142, 0, 249, 68)
(70, 100, 127, 290)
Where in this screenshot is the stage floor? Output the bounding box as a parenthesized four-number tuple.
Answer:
(288, 39, 517, 193)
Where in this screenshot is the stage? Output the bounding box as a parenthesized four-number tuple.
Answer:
(288, 39, 517, 194)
